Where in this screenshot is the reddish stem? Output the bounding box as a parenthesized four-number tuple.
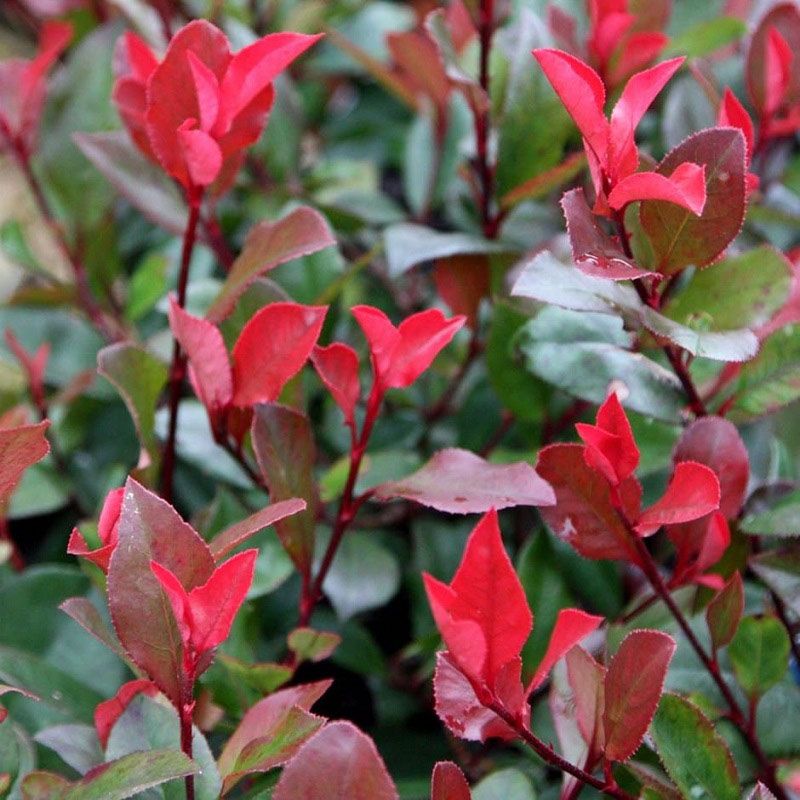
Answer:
(1, 126, 122, 343)
(202, 214, 235, 271)
(476, 0, 498, 239)
(625, 528, 787, 799)
(487, 702, 635, 800)
(179, 689, 195, 800)
(298, 385, 382, 626)
(161, 195, 203, 504)
(423, 332, 481, 421)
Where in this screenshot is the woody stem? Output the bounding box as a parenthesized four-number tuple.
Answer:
(486, 703, 635, 800)
(298, 386, 382, 626)
(179, 689, 195, 800)
(624, 526, 787, 799)
(476, 0, 497, 238)
(161, 195, 203, 504)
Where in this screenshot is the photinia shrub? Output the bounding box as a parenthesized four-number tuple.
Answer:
(0, 0, 799, 798)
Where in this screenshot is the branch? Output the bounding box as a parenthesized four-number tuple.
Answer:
(487, 702, 636, 800)
(625, 527, 787, 800)
(160, 197, 202, 503)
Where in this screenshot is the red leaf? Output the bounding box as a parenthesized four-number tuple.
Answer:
(718, 88, 754, 162)
(374, 448, 555, 513)
(561, 188, 656, 280)
(218, 680, 330, 791)
(94, 679, 158, 748)
(423, 509, 532, 685)
(151, 548, 257, 655)
(746, 4, 800, 118)
(176, 123, 223, 187)
(608, 58, 684, 159)
(67, 487, 124, 572)
(576, 392, 640, 486)
(607, 163, 706, 215)
(603, 629, 675, 762)
(208, 498, 306, 561)
(668, 512, 730, 588)
(565, 647, 606, 762)
(608, 32, 669, 88)
(144, 21, 231, 191)
(635, 461, 721, 536)
(0, 21, 72, 149)
(107, 479, 215, 705)
(311, 343, 361, 431)
(352, 305, 466, 391)
(536, 444, 642, 563)
(431, 762, 471, 800)
(432, 652, 519, 742)
(639, 128, 747, 274)
(167, 298, 232, 424)
(531, 49, 608, 160)
(765, 27, 793, 118)
(207, 207, 335, 323)
(672, 417, 749, 519)
(433, 255, 490, 327)
(528, 608, 603, 692)
(273, 721, 398, 800)
(0, 420, 49, 501)
(231, 303, 327, 407)
(216, 32, 323, 133)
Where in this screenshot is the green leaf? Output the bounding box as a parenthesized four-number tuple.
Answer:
(9, 462, 70, 519)
(125, 253, 168, 322)
(287, 628, 341, 663)
(34, 724, 102, 776)
(97, 344, 168, 482)
(22, 749, 195, 800)
(383, 223, 512, 278)
(665, 247, 792, 331)
(0, 220, 44, 273)
(741, 489, 800, 536)
(206, 207, 335, 323)
(512, 252, 758, 362)
(0, 646, 102, 726)
(516, 318, 685, 422)
(664, 16, 746, 58)
(640, 129, 747, 275)
(218, 654, 293, 695)
(320, 531, 401, 621)
(486, 302, 550, 423)
(706, 573, 744, 651)
(728, 616, 790, 698)
(728, 327, 800, 421)
(495, 8, 573, 198)
(651, 693, 739, 800)
(750, 549, 800, 617)
(472, 768, 536, 800)
(39, 27, 119, 232)
(74, 131, 187, 235)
